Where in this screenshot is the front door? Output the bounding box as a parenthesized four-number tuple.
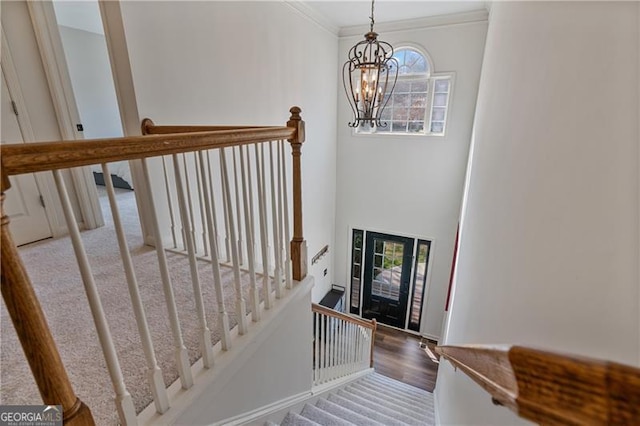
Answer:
(362, 231, 414, 328)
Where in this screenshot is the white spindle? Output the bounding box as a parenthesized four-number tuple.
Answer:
(239, 146, 260, 322)
(220, 154, 232, 263)
(269, 141, 283, 299)
(52, 170, 137, 424)
(232, 148, 244, 265)
(181, 154, 198, 253)
(161, 156, 178, 248)
(102, 163, 169, 414)
(314, 312, 320, 384)
(205, 151, 222, 260)
(255, 143, 272, 309)
(194, 152, 209, 257)
(279, 140, 292, 289)
(220, 149, 248, 335)
(172, 154, 215, 368)
(141, 159, 193, 389)
(339, 320, 345, 377)
(320, 315, 327, 383)
(199, 151, 232, 350)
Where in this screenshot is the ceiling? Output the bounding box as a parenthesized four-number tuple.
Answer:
(302, 1, 488, 29)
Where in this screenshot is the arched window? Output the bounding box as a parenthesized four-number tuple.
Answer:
(358, 46, 453, 136)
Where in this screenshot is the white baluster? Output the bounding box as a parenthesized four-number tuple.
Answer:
(220, 153, 232, 263)
(52, 170, 137, 424)
(320, 313, 326, 384)
(279, 140, 292, 289)
(181, 154, 198, 254)
(339, 320, 345, 377)
(141, 159, 193, 389)
(220, 149, 248, 335)
(161, 155, 178, 249)
(172, 154, 214, 368)
(205, 151, 222, 260)
(269, 141, 283, 298)
(199, 151, 232, 350)
(102, 163, 169, 414)
(255, 143, 272, 309)
(194, 152, 209, 257)
(232, 147, 244, 265)
(240, 146, 260, 322)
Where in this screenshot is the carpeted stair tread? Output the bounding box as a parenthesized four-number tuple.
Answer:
(264, 422, 279, 426)
(281, 412, 322, 426)
(341, 386, 427, 422)
(345, 384, 433, 418)
(335, 389, 426, 426)
(363, 374, 432, 401)
(315, 398, 386, 426)
(360, 381, 432, 405)
(326, 393, 410, 426)
(300, 403, 356, 425)
(369, 373, 432, 396)
(352, 380, 434, 408)
(368, 373, 433, 397)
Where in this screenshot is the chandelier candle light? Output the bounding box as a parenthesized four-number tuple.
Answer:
(343, 0, 398, 128)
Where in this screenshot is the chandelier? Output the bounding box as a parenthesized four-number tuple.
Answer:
(342, 0, 398, 128)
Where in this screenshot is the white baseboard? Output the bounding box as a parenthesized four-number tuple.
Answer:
(214, 369, 375, 426)
(211, 391, 312, 426)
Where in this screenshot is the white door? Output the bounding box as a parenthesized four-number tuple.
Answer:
(1, 71, 53, 246)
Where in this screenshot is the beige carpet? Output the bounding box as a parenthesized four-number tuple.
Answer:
(1, 187, 266, 425)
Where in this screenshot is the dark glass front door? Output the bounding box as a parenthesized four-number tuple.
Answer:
(362, 231, 414, 328)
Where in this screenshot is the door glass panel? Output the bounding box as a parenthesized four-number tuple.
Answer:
(350, 229, 364, 314)
(409, 240, 431, 331)
(371, 239, 405, 302)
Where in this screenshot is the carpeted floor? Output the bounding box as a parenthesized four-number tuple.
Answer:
(1, 187, 265, 425)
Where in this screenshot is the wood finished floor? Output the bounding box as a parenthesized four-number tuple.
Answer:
(372, 325, 439, 392)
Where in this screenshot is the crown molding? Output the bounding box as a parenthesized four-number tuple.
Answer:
(283, 1, 340, 36)
(339, 9, 489, 38)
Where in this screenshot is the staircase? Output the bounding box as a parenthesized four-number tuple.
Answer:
(272, 373, 434, 426)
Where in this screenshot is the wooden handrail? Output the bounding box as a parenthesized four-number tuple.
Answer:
(0, 107, 306, 425)
(436, 344, 640, 425)
(311, 303, 377, 330)
(1, 127, 294, 186)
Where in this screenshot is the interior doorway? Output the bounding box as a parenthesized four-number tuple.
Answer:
(350, 229, 432, 332)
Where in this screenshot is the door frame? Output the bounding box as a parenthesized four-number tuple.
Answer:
(346, 225, 437, 333)
(26, 1, 106, 231)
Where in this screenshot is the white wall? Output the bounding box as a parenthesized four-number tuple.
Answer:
(119, 1, 338, 300)
(437, 2, 640, 425)
(334, 19, 487, 338)
(57, 25, 123, 140)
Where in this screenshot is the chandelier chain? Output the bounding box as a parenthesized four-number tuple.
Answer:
(369, 0, 375, 33)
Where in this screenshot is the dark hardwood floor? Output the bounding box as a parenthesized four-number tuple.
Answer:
(372, 325, 439, 392)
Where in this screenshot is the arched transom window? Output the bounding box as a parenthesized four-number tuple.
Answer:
(358, 47, 453, 136)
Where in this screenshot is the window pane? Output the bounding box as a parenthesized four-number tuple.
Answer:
(409, 107, 426, 121)
(408, 121, 424, 133)
(409, 240, 431, 331)
(434, 79, 450, 93)
(431, 107, 446, 121)
(394, 81, 411, 93)
(393, 93, 411, 107)
(411, 94, 427, 108)
(394, 108, 409, 120)
(433, 93, 448, 107)
(392, 121, 408, 132)
(411, 80, 428, 92)
(431, 121, 444, 133)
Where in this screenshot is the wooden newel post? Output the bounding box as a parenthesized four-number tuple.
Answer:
(0, 179, 95, 425)
(287, 106, 308, 282)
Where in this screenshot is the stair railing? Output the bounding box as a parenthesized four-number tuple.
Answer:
(312, 304, 376, 386)
(0, 107, 307, 425)
(436, 344, 640, 425)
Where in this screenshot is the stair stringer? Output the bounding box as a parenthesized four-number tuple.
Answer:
(138, 276, 314, 425)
